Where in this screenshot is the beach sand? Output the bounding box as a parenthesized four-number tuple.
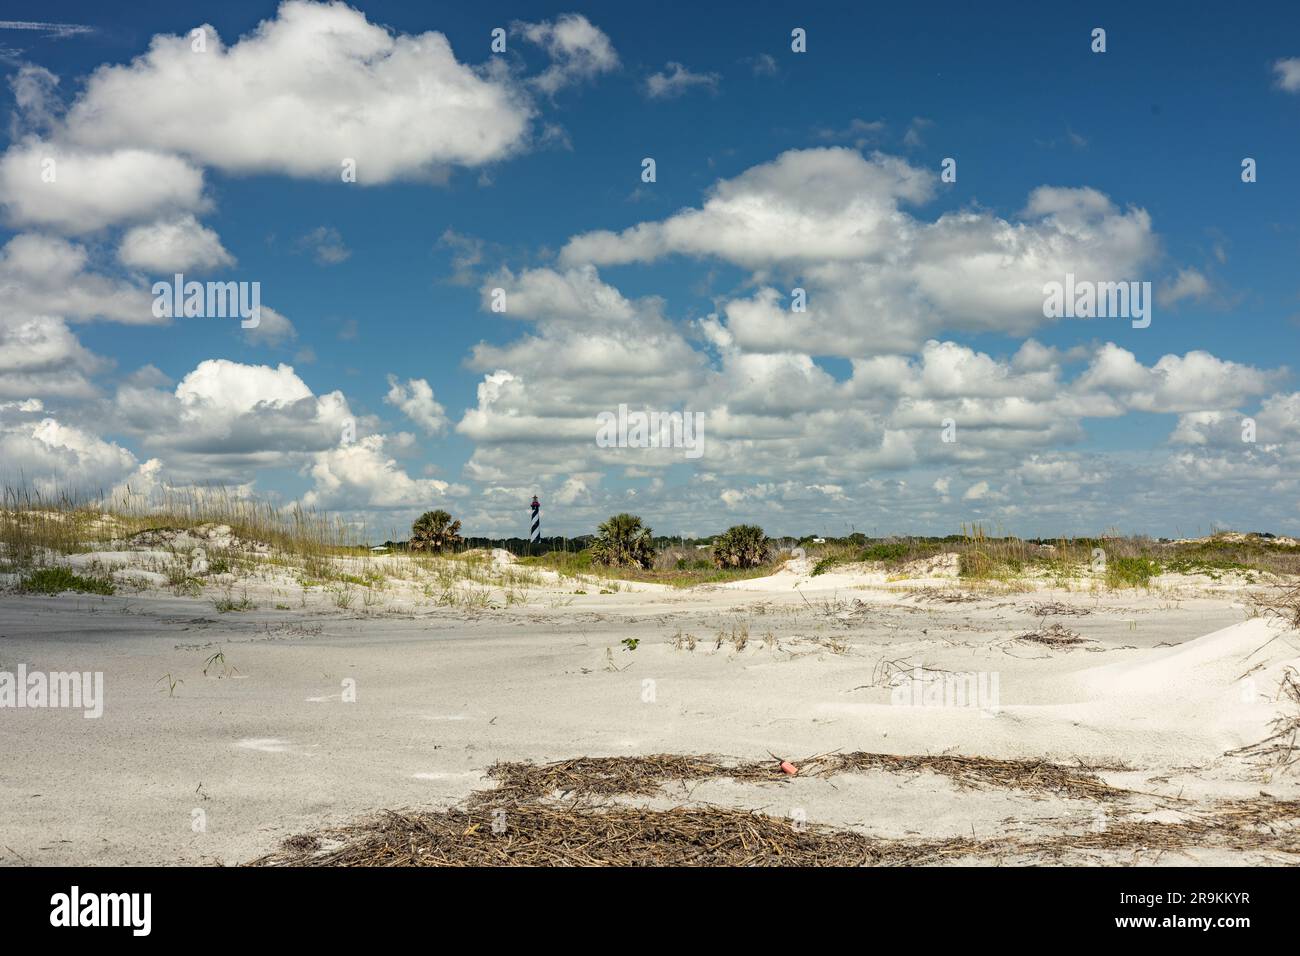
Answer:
(2, 549, 1297, 865)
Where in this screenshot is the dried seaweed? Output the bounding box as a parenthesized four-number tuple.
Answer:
(1014, 622, 1089, 647)
(1029, 602, 1092, 617)
(249, 790, 1300, 868)
(479, 750, 1131, 803)
(250, 802, 981, 867)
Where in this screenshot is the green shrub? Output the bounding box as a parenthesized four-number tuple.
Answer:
(1162, 558, 1252, 579)
(591, 514, 657, 569)
(20, 566, 115, 595)
(711, 525, 771, 569)
(410, 509, 463, 553)
(811, 557, 837, 576)
(675, 557, 711, 571)
(859, 542, 910, 563)
(1106, 556, 1161, 589)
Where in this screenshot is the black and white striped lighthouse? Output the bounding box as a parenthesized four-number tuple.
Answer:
(529, 495, 541, 544)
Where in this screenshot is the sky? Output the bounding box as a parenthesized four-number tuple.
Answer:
(1, 0, 1298, 541)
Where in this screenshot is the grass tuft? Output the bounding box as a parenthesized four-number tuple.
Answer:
(18, 566, 115, 595)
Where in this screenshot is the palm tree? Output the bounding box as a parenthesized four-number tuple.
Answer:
(590, 513, 657, 569)
(711, 524, 771, 569)
(410, 509, 463, 553)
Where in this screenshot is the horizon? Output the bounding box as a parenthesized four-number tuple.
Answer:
(2, 0, 1299, 541)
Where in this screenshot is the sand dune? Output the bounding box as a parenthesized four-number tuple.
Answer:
(2, 547, 1297, 866)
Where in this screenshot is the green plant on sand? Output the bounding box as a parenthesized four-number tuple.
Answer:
(590, 514, 657, 570)
(711, 525, 771, 569)
(409, 510, 463, 553)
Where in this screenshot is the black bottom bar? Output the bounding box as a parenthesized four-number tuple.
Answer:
(0, 865, 1281, 941)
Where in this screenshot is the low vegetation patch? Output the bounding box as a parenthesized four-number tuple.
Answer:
(522, 544, 776, 588)
(958, 550, 1024, 581)
(213, 589, 256, 612)
(18, 566, 115, 595)
(810, 539, 944, 576)
(1105, 556, 1161, 589)
(810, 556, 838, 576)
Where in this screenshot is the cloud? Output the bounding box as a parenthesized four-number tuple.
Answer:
(117, 214, 234, 272)
(385, 375, 449, 435)
(438, 228, 487, 285)
(0, 399, 43, 412)
(1013, 455, 1104, 487)
(515, 13, 618, 94)
(0, 415, 146, 496)
(243, 306, 297, 346)
(452, 239, 1287, 510)
(644, 62, 720, 99)
(0, 232, 161, 398)
(564, 149, 1163, 356)
(295, 225, 350, 265)
(113, 359, 358, 478)
(3, 357, 465, 514)
(1159, 267, 1211, 306)
(902, 116, 933, 149)
(0, 233, 155, 325)
(455, 268, 708, 479)
(301, 434, 464, 508)
(59, 0, 534, 183)
(482, 263, 643, 323)
(0, 316, 106, 399)
(814, 117, 887, 148)
(553, 473, 598, 505)
(0, 137, 208, 233)
(0, 20, 96, 39)
(8, 64, 63, 135)
(562, 148, 934, 269)
(1273, 57, 1300, 93)
(1074, 345, 1284, 413)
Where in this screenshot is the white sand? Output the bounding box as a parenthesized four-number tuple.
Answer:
(1, 549, 1297, 865)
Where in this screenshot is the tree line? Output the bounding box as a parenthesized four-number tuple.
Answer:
(399, 510, 777, 569)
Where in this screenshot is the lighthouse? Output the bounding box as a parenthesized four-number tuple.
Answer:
(530, 495, 541, 544)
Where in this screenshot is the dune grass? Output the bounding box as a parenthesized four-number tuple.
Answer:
(18, 566, 115, 595)
(518, 547, 778, 588)
(4, 483, 1295, 599)
(796, 525, 1297, 589)
(1, 484, 356, 567)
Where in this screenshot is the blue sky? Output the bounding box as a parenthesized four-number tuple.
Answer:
(1, 0, 1298, 540)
